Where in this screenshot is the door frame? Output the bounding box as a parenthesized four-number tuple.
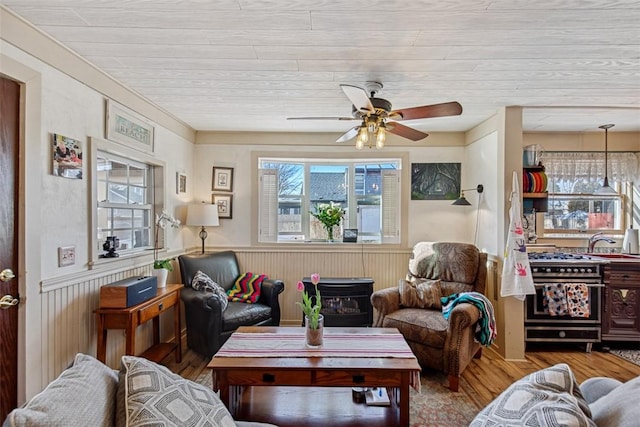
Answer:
(1, 52, 44, 405)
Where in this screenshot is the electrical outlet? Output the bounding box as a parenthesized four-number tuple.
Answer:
(58, 246, 75, 267)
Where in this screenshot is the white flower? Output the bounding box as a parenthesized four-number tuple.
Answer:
(156, 210, 180, 229)
(154, 210, 180, 264)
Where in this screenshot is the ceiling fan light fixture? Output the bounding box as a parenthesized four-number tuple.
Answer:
(290, 83, 461, 149)
(357, 124, 369, 144)
(368, 121, 377, 134)
(376, 124, 386, 149)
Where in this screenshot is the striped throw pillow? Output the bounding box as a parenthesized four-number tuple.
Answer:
(227, 273, 267, 303)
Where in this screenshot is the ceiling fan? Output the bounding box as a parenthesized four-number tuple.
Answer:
(287, 82, 462, 149)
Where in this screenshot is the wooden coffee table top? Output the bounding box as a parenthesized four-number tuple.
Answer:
(208, 326, 421, 372)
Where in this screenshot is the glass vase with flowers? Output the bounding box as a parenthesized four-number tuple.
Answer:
(310, 202, 345, 242)
(296, 273, 324, 347)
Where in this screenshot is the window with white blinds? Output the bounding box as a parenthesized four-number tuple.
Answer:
(258, 169, 278, 243)
(258, 158, 401, 244)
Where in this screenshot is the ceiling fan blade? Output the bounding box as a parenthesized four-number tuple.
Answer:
(391, 101, 462, 121)
(287, 116, 357, 121)
(387, 122, 429, 141)
(340, 84, 375, 114)
(336, 126, 360, 143)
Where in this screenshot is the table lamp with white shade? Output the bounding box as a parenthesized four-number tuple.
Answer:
(186, 202, 219, 254)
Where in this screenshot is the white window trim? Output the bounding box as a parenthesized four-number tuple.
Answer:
(253, 151, 407, 246)
(89, 136, 166, 268)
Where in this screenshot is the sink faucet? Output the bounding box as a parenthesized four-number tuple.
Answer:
(588, 232, 616, 253)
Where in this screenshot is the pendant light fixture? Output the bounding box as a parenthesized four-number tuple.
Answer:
(595, 123, 617, 195)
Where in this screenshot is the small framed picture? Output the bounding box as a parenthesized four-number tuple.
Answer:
(52, 133, 83, 179)
(212, 166, 234, 192)
(176, 172, 187, 194)
(212, 194, 233, 219)
(343, 229, 358, 243)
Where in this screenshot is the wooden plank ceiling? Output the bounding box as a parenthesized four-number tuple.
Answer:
(2, 0, 640, 134)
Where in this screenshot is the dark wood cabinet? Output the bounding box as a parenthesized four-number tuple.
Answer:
(602, 263, 640, 342)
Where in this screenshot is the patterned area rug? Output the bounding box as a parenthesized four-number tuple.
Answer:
(196, 368, 481, 427)
(409, 370, 481, 426)
(610, 349, 640, 366)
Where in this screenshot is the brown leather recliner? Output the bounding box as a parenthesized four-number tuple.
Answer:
(370, 242, 488, 391)
(178, 251, 285, 358)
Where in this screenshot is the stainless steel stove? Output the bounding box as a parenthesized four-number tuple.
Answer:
(525, 252, 606, 352)
(528, 252, 603, 262)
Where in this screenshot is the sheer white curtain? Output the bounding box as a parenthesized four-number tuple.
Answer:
(542, 152, 639, 184)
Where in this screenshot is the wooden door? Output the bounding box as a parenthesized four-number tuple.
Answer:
(0, 75, 20, 420)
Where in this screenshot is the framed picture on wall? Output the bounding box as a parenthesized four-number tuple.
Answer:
(176, 172, 187, 194)
(212, 166, 233, 192)
(52, 133, 83, 179)
(212, 194, 233, 219)
(105, 99, 155, 153)
(411, 162, 461, 200)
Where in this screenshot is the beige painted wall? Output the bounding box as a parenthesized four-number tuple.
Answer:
(191, 134, 482, 249)
(524, 131, 640, 152)
(1, 31, 195, 401)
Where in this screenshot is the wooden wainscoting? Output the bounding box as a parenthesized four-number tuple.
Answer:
(34, 248, 498, 391)
(234, 247, 412, 325)
(235, 248, 500, 326)
(38, 265, 162, 381)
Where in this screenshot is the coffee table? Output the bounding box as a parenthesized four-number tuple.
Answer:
(208, 326, 421, 427)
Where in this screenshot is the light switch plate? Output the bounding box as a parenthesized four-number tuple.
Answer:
(58, 246, 75, 267)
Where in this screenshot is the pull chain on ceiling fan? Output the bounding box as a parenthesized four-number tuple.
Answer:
(287, 82, 463, 149)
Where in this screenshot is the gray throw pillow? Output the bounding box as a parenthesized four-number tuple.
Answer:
(4, 353, 118, 427)
(470, 363, 595, 427)
(589, 375, 640, 427)
(116, 355, 236, 427)
(192, 270, 228, 310)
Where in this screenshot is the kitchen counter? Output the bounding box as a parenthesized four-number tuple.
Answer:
(581, 253, 640, 263)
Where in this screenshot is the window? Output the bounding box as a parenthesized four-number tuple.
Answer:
(541, 152, 638, 235)
(96, 152, 154, 253)
(258, 157, 401, 244)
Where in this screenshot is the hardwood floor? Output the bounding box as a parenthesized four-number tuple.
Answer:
(160, 339, 640, 425)
(461, 343, 640, 409)
(162, 341, 640, 408)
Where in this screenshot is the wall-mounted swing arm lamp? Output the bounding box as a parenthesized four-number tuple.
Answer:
(452, 184, 484, 206)
(186, 202, 219, 254)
